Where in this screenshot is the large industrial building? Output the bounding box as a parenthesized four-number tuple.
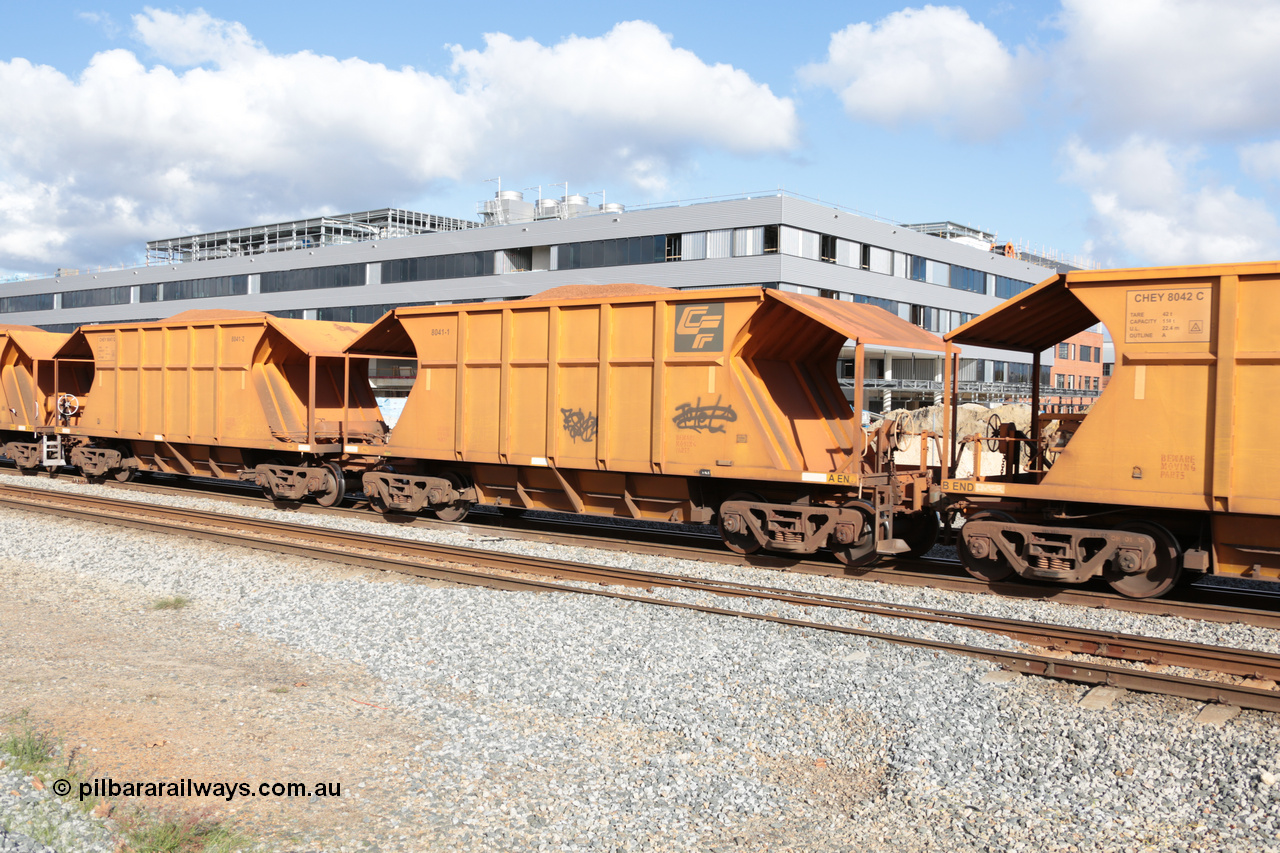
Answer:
(0, 189, 1093, 410)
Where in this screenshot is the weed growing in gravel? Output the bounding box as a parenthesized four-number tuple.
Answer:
(1, 712, 250, 853)
(115, 805, 251, 853)
(1, 710, 101, 811)
(151, 595, 191, 611)
(269, 686, 290, 694)
(0, 710, 58, 773)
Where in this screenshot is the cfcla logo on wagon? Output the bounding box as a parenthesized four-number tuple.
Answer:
(674, 303, 725, 352)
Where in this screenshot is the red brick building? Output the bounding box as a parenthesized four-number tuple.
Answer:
(1045, 329, 1104, 412)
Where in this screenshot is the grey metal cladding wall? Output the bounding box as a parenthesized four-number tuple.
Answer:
(0, 194, 1055, 327)
(774, 255, 1004, 314)
(776, 196, 1054, 285)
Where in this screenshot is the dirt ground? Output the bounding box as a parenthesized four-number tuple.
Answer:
(0, 555, 436, 852)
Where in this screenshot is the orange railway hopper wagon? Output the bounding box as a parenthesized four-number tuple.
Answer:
(0, 325, 72, 470)
(346, 284, 947, 564)
(47, 310, 387, 503)
(941, 261, 1280, 598)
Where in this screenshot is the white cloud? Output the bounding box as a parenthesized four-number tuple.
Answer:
(132, 7, 260, 67)
(800, 5, 1032, 140)
(78, 12, 122, 40)
(1055, 0, 1280, 138)
(1063, 136, 1280, 264)
(0, 13, 796, 271)
(451, 22, 797, 157)
(1239, 141, 1280, 182)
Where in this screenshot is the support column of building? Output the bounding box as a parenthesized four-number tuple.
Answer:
(931, 356, 943, 406)
(882, 358, 893, 413)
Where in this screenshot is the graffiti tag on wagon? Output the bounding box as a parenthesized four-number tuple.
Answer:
(561, 408, 598, 443)
(672, 397, 737, 434)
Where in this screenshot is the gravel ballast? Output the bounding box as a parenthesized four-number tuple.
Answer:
(2, 473, 1279, 851)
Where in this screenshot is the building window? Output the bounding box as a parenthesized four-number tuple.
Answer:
(909, 255, 928, 282)
(0, 293, 55, 313)
(820, 234, 837, 263)
(62, 286, 132, 309)
(383, 252, 495, 284)
(263, 264, 366, 294)
(763, 225, 779, 254)
(852, 293, 898, 313)
(950, 266, 985, 293)
(1057, 342, 1071, 359)
(556, 236, 665, 271)
(1102, 362, 1112, 377)
(141, 274, 250, 302)
(1093, 376, 1099, 391)
(910, 304, 940, 332)
(995, 275, 1031, 299)
(665, 234, 682, 261)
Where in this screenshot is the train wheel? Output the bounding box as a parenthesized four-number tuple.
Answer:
(830, 501, 877, 568)
(1106, 521, 1182, 599)
(957, 510, 1016, 582)
(434, 472, 473, 522)
(718, 492, 764, 555)
(112, 445, 135, 482)
(894, 510, 940, 558)
(314, 461, 346, 508)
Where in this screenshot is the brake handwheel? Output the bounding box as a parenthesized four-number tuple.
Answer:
(56, 393, 79, 418)
(982, 414, 1002, 452)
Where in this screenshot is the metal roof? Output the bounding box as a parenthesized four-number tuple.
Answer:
(0, 326, 69, 361)
(54, 310, 370, 358)
(944, 272, 1094, 353)
(768, 290, 946, 352)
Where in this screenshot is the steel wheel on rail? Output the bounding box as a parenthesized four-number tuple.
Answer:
(830, 500, 877, 568)
(434, 471, 473, 522)
(893, 509, 940, 559)
(314, 461, 346, 508)
(718, 492, 765, 555)
(1105, 521, 1182, 599)
(957, 510, 1016, 582)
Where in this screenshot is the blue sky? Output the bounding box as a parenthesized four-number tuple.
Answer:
(2, 2, 1279, 275)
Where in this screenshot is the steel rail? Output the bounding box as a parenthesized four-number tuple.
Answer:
(2, 485, 1279, 712)
(14, 470, 1280, 630)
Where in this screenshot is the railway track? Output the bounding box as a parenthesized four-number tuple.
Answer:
(2, 481, 1278, 713)
(9, 464, 1280, 630)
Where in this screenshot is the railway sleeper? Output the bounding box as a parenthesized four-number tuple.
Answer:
(362, 471, 477, 516)
(963, 520, 1170, 584)
(719, 500, 909, 557)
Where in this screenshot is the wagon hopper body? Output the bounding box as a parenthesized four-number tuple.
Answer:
(0, 325, 71, 470)
(347, 284, 946, 562)
(49, 309, 386, 503)
(941, 261, 1280, 597)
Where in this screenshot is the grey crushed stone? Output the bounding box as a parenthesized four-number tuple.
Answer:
(0, 761, 113, 853)
(2, 473, 1280, 851)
